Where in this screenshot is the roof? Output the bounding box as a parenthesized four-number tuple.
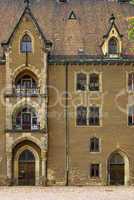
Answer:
(0, 0, 134, 56)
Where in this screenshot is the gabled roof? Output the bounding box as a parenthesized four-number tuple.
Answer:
(1, 6, 52, 47)
(0, 0, 134, 56)
(103, 14, 123, 39)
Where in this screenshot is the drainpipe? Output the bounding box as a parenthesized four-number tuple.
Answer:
(65, 62, 69, 186)
(45, 53, 49, 186)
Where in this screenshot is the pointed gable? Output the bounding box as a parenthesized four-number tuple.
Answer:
(1, 7, 52, 49)
(68, 11, 77, 20)
(101, 14, 123, 57)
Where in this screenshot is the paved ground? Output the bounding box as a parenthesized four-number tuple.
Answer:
(0, 186, 134, 200)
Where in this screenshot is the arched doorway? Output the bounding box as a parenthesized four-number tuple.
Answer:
(108, 152, 128, 185)
(18, 149, 35, 186)
(13, 142, 40, 186)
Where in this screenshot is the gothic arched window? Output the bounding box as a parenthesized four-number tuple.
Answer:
(15, 74, 37, 96)
(108, 37, 118, 55)
(20, 34, 32, 53)
(13, 107, 39, 131)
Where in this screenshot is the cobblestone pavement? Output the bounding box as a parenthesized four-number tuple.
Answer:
(0, 186, 134, 200)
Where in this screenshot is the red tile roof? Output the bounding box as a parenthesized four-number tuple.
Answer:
(0, 0, 134, 56)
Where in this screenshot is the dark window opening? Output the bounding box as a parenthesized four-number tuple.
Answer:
(90, 164, 100, 178)
(89, 73, 99, 91)
(76, 73, 87, 91)
(128, 105, 134, 126)
(128, 73, 134, 91)
(76, 106, 87, 126)
(90, 137, 100, 152)
(108, 37, 118, 55)
(89, 106, 100, 126)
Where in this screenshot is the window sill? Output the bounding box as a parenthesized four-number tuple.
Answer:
(89, 177, 101, 180)
(90, 151, 101, 154)
(76, 90, 102, 94)
(127, 90, 134, 94)
(76, 125, 101, 128)
(5, 128, 46, 133)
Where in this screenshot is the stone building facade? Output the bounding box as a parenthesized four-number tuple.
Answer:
(0, 0, 133, 186)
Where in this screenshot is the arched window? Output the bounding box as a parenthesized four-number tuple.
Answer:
(108, 37, 118, 55)
(110, 153, 124, 165)
(128, 72, 134, 91)
(128, 105, 134, 126)
(89, 73, 99, 91)
(76, 106, 87, 126)
(19, 149, 35, 162)
(90, 137, 100, 152)
(13, 107, 39, 131)
(15, 73, 37, 96)
(20, 34, 32, 53)
(76, 73, 87, 91)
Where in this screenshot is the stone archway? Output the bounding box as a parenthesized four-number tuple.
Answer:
(107, 151, 129, 186)
(18, 149, 35, 186)
(13, 141, 41, 186)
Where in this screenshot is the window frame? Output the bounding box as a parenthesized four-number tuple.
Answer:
(127, 104, 134, 127)
(108, 36, 119, 56)
(19, 32, 34, 54)
(127, 72, 134, 93)
(75, 71, 102, 93)
(90, 163, 101, 179)
(76, 72, 87, 91)
(13, 107, 39, 131)
(75, 104, 102, 127)
(89, 137, 101, 153)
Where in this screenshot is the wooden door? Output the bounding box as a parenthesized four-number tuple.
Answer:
(110, 164, 124, 185)
(18, 150, 35, 186)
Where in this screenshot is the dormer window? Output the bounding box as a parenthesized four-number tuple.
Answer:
(101, 14, 123, 57)
(21, 34, 32, 53)
(108, 37, 118, 55)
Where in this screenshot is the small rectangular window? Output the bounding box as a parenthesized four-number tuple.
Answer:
(90, 138, 100, 152)
(89, 73, 99, 91)
(76, 73, 87, 91)
(128, 105, 134, 126)
(90, 164, 100, 178)
(128, 73, 134, 92)
(76, 106, 87, 126)
(89, 106, 100, 126)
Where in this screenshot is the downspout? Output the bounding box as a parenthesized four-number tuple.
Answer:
(65, 62, 69, 186)
(45, 53, 49, 186)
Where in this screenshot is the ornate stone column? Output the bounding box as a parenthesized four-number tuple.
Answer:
(6, 151, 12, 185)
(41, 150, 47, 186)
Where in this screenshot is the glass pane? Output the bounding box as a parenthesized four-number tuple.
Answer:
(89, 74, 99, 91)
(19, 150, 35, 161)
(109, 38, 118, 54)
(21, 34, 32, 53)
(77, 106, 87, 126)
(110, 153, 124, 165)
(89, 107, 100, 125)
(90, 164, 99, 177)
(128, 73, 134, 91)
(77, 73, 87, 91)
(90, 138, 99, 152)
